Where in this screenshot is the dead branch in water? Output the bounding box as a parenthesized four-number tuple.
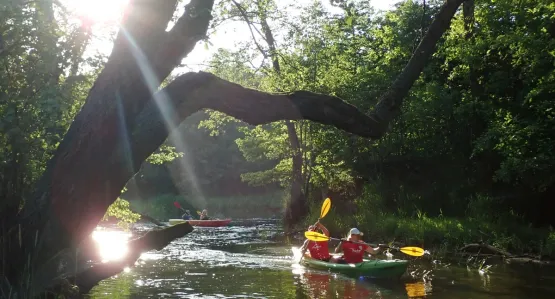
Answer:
(459, 243, 513, 257)
(459, 243, 555, 267)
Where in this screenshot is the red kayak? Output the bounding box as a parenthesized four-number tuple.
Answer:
(169, 218, 232, 227)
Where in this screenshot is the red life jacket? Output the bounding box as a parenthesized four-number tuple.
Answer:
(341, 241, 368, 263)
(307, 241, 331, 260)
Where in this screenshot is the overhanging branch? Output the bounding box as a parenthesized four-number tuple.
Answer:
(124, 71, 383, 173)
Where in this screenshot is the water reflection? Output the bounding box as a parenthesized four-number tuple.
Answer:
(405, 282, 429, 298)
(295, 269, 430, 299)
(300, 272, 332, 298)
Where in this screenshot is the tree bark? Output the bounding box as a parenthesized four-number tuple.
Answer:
(284, 119, 306, 229)
(4, 0, 465, 295)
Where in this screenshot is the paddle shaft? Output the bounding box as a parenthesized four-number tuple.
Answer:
(174, 202, 185, 212)
(321, 236, 384, 248)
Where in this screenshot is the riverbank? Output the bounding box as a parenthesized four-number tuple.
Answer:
(300, 202, 555, 261)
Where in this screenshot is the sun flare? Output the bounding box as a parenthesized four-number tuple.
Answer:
(92, 230, 131, 263)
(66, 0, 129, 25)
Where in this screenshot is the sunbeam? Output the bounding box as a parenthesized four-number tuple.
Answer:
(119, 27, 206, 207)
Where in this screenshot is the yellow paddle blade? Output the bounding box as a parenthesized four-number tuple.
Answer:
(399, 246, 425, 257)
(304, 231, 330, 242)
(320, 198, 331, 219)
(197, 211, 202, 215)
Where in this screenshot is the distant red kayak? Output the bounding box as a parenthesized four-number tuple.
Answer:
(169, 218, 232, 227)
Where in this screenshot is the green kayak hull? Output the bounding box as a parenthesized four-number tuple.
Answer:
(301, 256, 409, 279)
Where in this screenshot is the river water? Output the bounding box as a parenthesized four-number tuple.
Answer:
(86, 219, 555, 298)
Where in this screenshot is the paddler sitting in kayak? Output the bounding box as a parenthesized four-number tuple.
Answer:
(199, 209, 211, 220)
(333, 228, 384, 264)
(181, 210, 193, 220)
(300, 222, 337, 262)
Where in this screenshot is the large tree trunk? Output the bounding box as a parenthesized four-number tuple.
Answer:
(252, 0, 307, 229)
(2, 0, 465, 296)
(284, 120, 306, 229)
(8, 0, 214, 293)
(231, 0, 307, 228)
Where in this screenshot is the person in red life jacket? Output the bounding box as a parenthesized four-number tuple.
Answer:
(300, 222, 332, 261)
(333, 228, 383, 264)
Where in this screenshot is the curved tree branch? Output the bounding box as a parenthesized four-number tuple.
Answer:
(125, 71, 382, 172)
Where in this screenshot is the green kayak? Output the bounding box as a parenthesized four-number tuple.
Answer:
(301, 255, 409, 279)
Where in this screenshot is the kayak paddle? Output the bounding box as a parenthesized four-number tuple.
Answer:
(173, 201, 185, 211)
(304, 231, 426, 257)
(319, 197, 331, 220)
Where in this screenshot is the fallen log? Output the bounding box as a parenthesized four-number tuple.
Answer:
(458, 243, 555, 267)
(48, 222, 193, 297)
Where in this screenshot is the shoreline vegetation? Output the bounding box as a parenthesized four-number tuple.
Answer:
(298, 198, 555, 264)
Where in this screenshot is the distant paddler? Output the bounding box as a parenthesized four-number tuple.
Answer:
(199, 209, 211, 220)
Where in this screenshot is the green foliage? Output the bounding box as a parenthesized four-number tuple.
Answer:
(0, 0, 103, 214)
(146, 145, 184, 165)
(103, 198, 141, 230)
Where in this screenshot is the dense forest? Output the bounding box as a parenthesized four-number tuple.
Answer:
(1, 0, 555, 297)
